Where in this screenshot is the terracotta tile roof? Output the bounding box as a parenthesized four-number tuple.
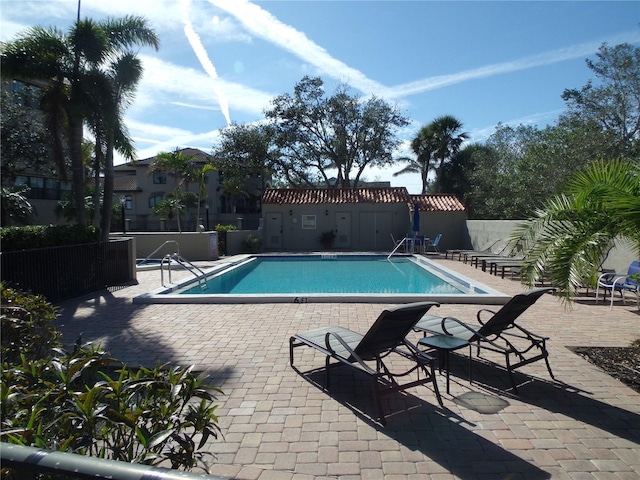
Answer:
(114, 175, 139, 192)
(263, 188, 411, 205)
(410, 194, 466, 212)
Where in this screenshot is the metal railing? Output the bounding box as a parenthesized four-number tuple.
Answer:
(0, 239, 133, 302)
(161, 253, 208, 290)
(137, 240, 180, 265)
(0, 443, 229, 480)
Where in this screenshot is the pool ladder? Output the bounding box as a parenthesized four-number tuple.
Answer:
(160, 253, 208, 290)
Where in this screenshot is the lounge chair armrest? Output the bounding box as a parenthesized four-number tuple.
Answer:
(324, 331, 375, 375)
(440, 316, 477, 336)
(508, 322, 549, 341)
(477, 308, 496, 325)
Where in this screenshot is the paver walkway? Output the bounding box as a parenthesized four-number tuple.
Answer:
(55, 255, 640, 480)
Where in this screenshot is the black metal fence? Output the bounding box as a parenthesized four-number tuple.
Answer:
(1, 238, 134, 303)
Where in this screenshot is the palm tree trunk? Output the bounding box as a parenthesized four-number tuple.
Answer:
(100, 134, 115, 242)
(69, 115, 87, 226)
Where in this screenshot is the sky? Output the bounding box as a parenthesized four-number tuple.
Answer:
(1, 1, 639, 193)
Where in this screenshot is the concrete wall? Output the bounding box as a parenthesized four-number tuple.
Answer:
(418, 211, 467, 252)
(263, 203, 411, 252)
(464, 220, 636, 273)
(226, 229, 262, 255)
(110, 232, 218, 261)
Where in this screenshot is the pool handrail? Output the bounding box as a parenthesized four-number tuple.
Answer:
(161, 253, 208, 290)
(139, 240, 180, 265)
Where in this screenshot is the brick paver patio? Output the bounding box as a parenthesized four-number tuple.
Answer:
(55, 255, 640, 480)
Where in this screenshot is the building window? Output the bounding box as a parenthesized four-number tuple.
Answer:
(149, 194, 164, 209)
(302, 215, 316, 229)
(125, 195, 133, 210)
(152, 171, 167, 184)
(44, 178, 59, 200)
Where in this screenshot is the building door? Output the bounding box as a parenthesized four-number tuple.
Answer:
(359, 212, 392, 251)
(334, 212, 351, 249)
(265, 212, 283, 249)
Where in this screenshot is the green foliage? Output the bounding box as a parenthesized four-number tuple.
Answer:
(243, 234, 263, 253)
(0, 285, 60, 365)
(509, 158, 640, 303)
(0, 185, 35, 227)
(0, 225, 100, 251)
(1, 287, 223, 474)
(214, 224, 238, 232)
(265, 76, 409, 188)
(319, 230, 336, 249)
(0, 88, 56, 181)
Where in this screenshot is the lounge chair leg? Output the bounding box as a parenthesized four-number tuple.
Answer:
(506, 356, 519, 394)
(430, 363, 443, 407)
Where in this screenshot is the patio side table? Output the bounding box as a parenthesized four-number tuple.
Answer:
(418, 335, 471, 394)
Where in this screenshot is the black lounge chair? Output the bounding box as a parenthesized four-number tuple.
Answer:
(413, 288, 555, 392)
(290, 302, 443, 424)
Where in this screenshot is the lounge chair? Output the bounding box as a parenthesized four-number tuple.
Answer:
(424, 233, 442, 254)
(290, 302, 443, 424)
(596, 261, 640, 309)
(413, 288, 555, 392)
(445, 239, 505, 261)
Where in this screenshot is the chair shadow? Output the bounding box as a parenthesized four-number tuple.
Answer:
(446, 354, 640, 445)
(297, 365, 551, 480)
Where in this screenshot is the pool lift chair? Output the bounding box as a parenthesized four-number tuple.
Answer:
(290, 302, 443, 425)
(414, 288, 555, 393)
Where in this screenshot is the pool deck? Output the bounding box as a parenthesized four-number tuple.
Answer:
(55, 254, 640, 480)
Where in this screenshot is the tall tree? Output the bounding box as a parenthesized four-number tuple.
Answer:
(429, 115, 468, 193)
(393, 125, 436, 194)
(561, 43, 640, 160)
(265, 76, 409, 188)
(1, 16, 158, 226)
(212, 123, 276, 196)
(0, 86, 56, 182)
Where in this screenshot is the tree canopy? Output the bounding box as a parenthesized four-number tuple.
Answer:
(1, 15, 159, 228)
(264, 76, 409, 188)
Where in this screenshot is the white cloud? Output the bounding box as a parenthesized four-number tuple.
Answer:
(180, 0, 232, 126)
(208, 0, 390, 97)
(387, 32, 640, 99)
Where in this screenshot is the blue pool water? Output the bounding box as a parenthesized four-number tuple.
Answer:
(182, 255, 463, 295)
(134, 254, 509, 304)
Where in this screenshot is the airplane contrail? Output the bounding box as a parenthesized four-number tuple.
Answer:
(180, 0, 232, 126)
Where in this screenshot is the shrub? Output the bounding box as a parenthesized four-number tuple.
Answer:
(319, 230, 336, 249)
(0, 286, 223, 474)
(0, 225, 100, 252)
(243, 234, 263, 253)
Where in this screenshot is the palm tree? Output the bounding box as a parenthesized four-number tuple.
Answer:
(509, 158, 640, 303)
(1, 16, 158, 226)
(88, 51, 148, 240)
(190, 163, 216, 232)
(149, 149, 197, 232)
(393, 125, 436, 194)
(429, 115, 468, 193)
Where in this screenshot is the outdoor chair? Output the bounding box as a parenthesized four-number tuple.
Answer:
(424, 233, 442, 253)
(445, 239, 505, 261)
(413, 288, 555, 393)
(290, 302, 443, 424)
(595, 261, 640, 310)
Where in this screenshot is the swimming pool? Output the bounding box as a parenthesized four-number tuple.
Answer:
(133, 254, 509, 304)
